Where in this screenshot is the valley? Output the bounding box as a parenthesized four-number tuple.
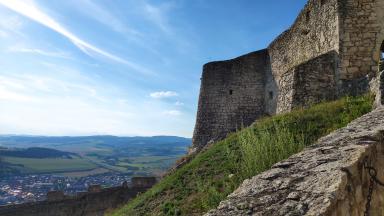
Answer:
(0, 135, 190, 205)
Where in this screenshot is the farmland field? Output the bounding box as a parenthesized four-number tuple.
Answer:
(60, 168, 110, 178)
(2, 156, 97, 173)
(0, 135, 191, 177)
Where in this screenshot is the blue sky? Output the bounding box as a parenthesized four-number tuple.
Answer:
(0, 0, 306, 137)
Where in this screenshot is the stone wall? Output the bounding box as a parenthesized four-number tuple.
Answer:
(0, 177, 156, 216)
(268, 0, 339, 81)
(268, 0, 340, 113)
(277, 51, 339, 113)
(191, 0, 384, 150)
(206, 107, 384, 216)
(292, 51, 338, 109)
(338, 0, 384, 80)
(192, 50, 270, 150)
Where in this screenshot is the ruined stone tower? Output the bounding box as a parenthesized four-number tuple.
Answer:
(192, 0, 384, 151)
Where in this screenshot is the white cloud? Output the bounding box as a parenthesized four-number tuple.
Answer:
(0, 15, 23, 30)
(0, 14, 24, 37)
(150, 91, 178, 99)
(0, 29, 8, 38)
(143, 1, 172, 34)
(72, 0, 140, 36)
(8, 46, 71, 59)
(0, 0, 153, 75)
(0, 74, 105, 102)
(0, 87, 37, 102)
(175, 101, 184, 106)
(163, 110, 181, 116)
(0, 73, 193, 136)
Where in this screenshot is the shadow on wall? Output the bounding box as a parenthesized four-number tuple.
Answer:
(276, 50, 341, 113)
(264, 54, 277, 116)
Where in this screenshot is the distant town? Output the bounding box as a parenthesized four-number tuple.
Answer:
(0, 135, 190, 206)
(0, 173, 131, 205)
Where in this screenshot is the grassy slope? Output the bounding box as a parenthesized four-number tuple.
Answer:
(111, 95, 373, 216)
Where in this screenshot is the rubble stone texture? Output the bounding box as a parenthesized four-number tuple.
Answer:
(206, 107, 384, 216)
(192, 0, 384, 150)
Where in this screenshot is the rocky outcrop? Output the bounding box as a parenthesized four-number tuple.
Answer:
(206, 107, 384, 216)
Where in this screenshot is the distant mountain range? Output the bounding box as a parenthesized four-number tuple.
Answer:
(0, 135, 191, 149)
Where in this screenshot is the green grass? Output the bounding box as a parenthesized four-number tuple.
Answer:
(2, 156, 98, 173)
(110, 95, 374, 216)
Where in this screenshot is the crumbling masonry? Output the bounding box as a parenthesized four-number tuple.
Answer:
(192, 0, 384, 151)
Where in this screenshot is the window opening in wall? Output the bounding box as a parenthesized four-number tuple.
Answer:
(269, 91, 273, 100)
(229, 90, 233, 95)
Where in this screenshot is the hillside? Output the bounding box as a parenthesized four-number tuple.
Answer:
(110, 95, 373, 216)
(0, 147, 76, 159)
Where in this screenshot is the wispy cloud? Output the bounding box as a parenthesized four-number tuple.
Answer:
(0, 0, 153, 75)
(150, 91, 178, 99)
(0, 14, 24, 37)
(0, 73, 189, 136)
(8, 46, 71, 59)
(175, 101, 184, 106)
(163, 110, 182, 116)
(140, 1, 194, 55)
(142, 1, 173, 34)
(0, 29, 7, 38)
(0, 87, 37, 102)
(0, 74, 105, 102)
(73, 0, 140, 36)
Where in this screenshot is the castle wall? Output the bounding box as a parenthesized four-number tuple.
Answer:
(293, 51, 339, 109)
(338, 0, 384, 80)
(192, 0, 384, 150)
(268, 0, 340, 113)
(192, 50, 270, 150)
(264, 59, 277, 116)
(277, 51, 338, 113)
(0, 178, 156, 216)
(268, 0, 339, 80)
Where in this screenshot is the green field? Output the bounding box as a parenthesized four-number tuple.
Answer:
(61, 168, 110, 178)
(2, 156, 98, 173)
(83, 155, 182, 175)
(0, 136, 190, 177)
